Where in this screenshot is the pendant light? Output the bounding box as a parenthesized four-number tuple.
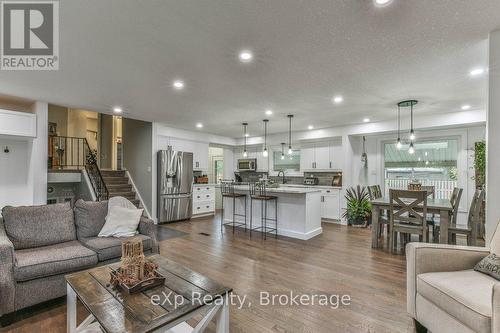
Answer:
(242, 122, 248, 157)
(280, 142, 285, 160)
(287, 115, 294, 155)
(262, 119, 269, 157)
(397, 100, 418, 153)
(409, 101, 416, 141)
(409, 142, 415, 155)
(396, 104, 402, 149)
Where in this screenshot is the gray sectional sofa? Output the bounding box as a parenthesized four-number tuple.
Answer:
(0, 200, 159, 319)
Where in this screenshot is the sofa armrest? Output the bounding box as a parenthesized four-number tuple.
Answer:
(493, 283, 500, 333)
(406, 242, 490, 318)
(0, 218, 15, 316)
(138, 216, 159, 254)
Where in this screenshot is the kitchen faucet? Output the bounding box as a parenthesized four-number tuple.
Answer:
(277, 170, 286, 184)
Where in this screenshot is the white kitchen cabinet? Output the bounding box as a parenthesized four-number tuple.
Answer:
(320, 189, 341, 220)
(192, 184, 216, 218)
(193, 143, 209, 170)
(300, 140, 343, 171)
(164, 137, 209, 171)
(255, 147, 269, 172)
(0, 109, 37, 138)
(300, 144, 316, 171)
(315, 144, 330, 169)
(329, 140, 343, 170)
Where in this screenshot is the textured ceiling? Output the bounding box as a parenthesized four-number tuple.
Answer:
(0, 0, 498, 138)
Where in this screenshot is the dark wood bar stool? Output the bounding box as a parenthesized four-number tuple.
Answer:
(249, 183, 278, 239)
(220, 182, 247, 233)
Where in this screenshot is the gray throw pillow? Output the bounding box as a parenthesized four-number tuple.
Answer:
(474, 253, 500, 280)
(73, 199, 108, 239)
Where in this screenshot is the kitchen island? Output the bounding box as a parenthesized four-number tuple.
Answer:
(222, 185, 322, 240)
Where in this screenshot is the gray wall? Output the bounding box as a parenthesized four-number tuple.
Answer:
(122, 118, 153, 214)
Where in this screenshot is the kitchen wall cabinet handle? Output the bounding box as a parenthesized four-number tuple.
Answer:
(329, 161, 332, 168)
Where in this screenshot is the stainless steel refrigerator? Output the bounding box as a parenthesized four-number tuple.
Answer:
(157, 149, 193, 223)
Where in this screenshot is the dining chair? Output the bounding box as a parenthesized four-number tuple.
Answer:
(389, 189, 428, 253)
(421, 186, 437, 240)
(448, 189, 484, 246)
(431, 187, 463, 243)
(368, 185, 388, 237)
(367, 185, 382, 200)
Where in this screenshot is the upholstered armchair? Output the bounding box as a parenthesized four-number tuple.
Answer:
(407, 221, 500, 333)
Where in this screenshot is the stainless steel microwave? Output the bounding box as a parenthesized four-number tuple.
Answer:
(237, 158, 257, 171)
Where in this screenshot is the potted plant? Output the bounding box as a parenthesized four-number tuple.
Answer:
(472, 141, 486, 189)
(342, 185, 372, 227)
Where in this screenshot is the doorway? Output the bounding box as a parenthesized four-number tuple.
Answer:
(99, 114, 122, 170)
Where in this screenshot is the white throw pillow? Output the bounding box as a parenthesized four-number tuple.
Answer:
(98, 205, 143, 238)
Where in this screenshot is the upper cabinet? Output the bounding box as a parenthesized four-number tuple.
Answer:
(0, 109, 36, 138)
(163, 137, 209, 171)
(233, 145, 269, 172)
(300, 140, 343, 172)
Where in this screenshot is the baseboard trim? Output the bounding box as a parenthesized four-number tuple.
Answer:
(223, 218, 322, 240)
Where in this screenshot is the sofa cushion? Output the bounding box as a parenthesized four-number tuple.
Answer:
(74, 199, 108, 239)
(417, 269, 494, 333)
(14, 240, 98, 282)
(2, 203, 76, 250)
(80, 235, 152, 261)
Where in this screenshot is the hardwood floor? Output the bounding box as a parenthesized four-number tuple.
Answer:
(3, 215, 413, 333)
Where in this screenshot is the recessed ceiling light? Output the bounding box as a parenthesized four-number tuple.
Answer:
(461, 104, 471, 110)
(239, 50, 253, 63)
(374, 0, 393, 7)
(245, 133, 250, 137)
(196, 123, 203, 128)
(363, 118, 370, 123)
(469, 68, 486, 77)
(113, 106, 122, 113)
(172, 80, 185, 90)
(308, 125, 314, 130)
(265, 109, 273, 115)
(333, 96, 343, 104)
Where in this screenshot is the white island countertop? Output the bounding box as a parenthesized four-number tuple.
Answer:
(232, 185, 321, 194)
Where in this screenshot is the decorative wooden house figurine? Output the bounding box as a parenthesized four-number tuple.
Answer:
(121, 238, 146, 281)
(110, 238, 163, 293)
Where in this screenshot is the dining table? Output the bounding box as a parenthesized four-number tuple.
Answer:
(370, 196, 453, 248)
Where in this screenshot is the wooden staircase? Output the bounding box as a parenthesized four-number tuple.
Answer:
(100, 170, 141, 207)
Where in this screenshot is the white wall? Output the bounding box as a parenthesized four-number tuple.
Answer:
(0, 102, 48, 211)
(486, 29, 500, 242)
(31, 102, 48, 205)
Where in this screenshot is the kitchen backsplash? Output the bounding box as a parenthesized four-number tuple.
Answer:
(237, 171, 342, 186)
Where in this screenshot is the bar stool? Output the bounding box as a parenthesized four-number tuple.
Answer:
(220, 182, 247, 233)
(249, 183, 278, 239)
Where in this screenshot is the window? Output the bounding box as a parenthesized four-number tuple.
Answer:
(384, 139, 458, 199)
(273, 150, 300, 171)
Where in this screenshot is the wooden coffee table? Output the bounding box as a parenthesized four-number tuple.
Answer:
(65, 255, 232, 333)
